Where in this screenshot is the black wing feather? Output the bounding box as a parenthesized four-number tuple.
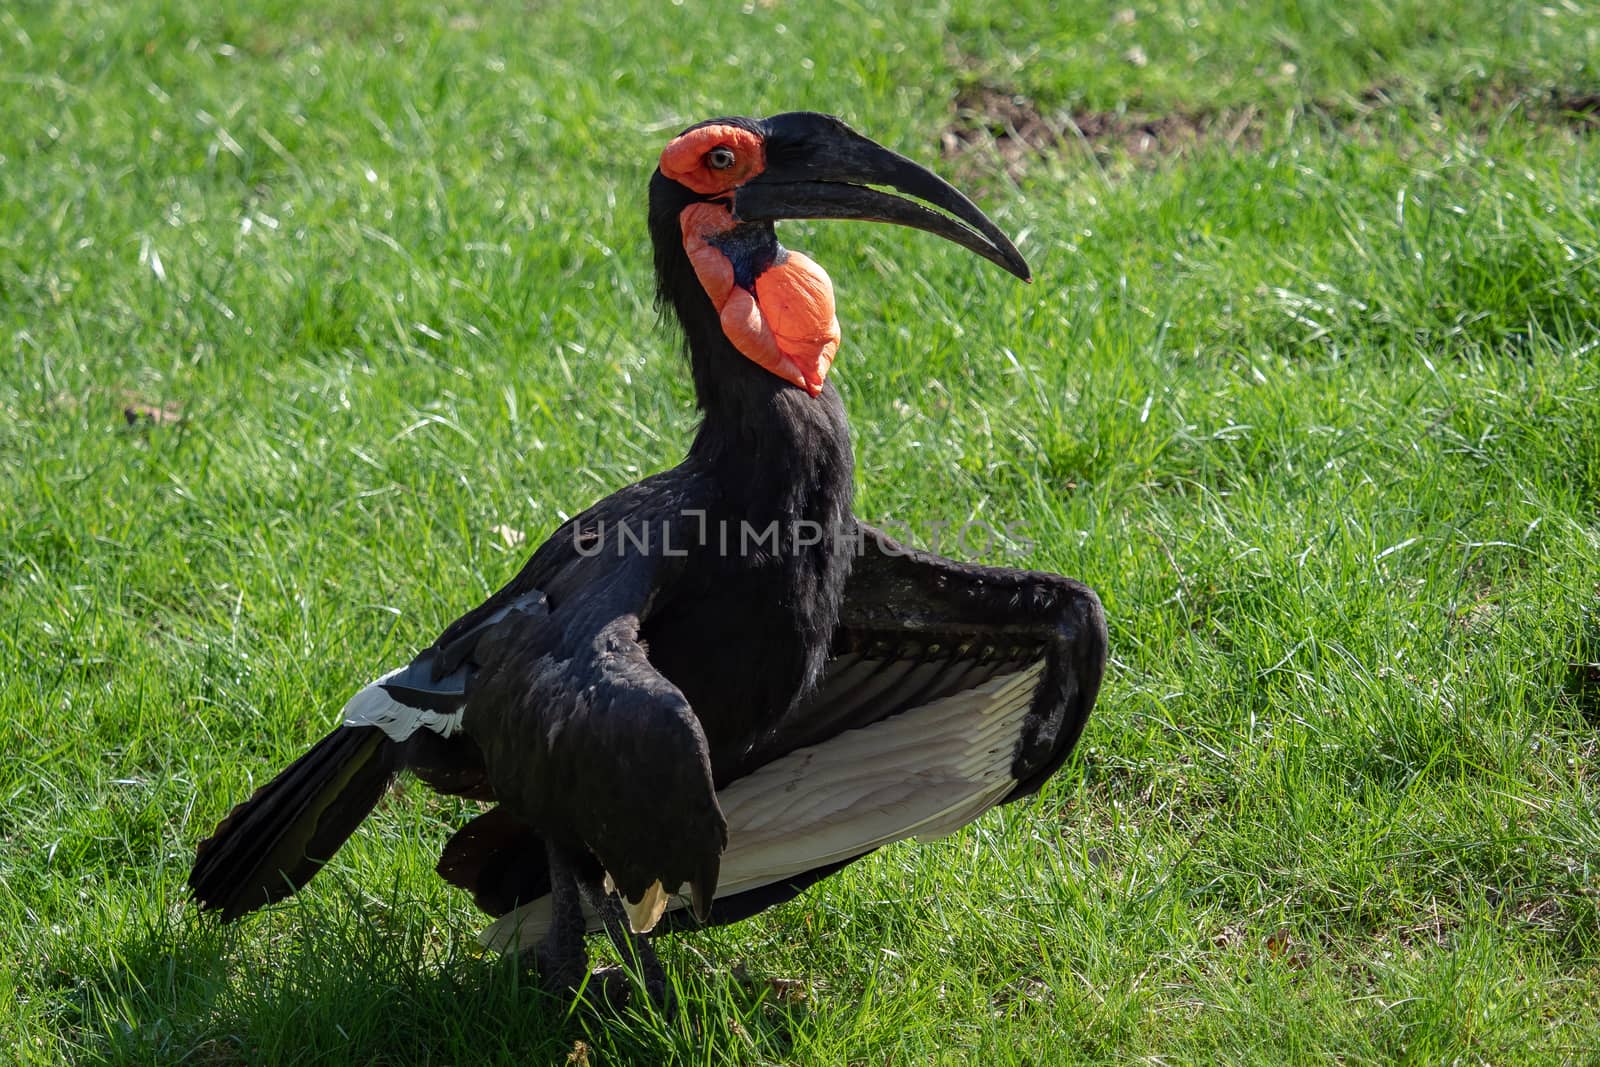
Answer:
(458, 523, 1105, 936)
(742, 524, 1104, 780)
(669, 523, 1105, 926)
(462, 554, 727, 916)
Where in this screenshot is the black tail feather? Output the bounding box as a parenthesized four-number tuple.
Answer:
(189, 726, 400, 921)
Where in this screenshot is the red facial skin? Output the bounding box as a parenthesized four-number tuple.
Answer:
(659, 125, 766, 196)
(661, 128, 842, 396)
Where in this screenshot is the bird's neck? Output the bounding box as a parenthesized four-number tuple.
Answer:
(687, 351, 855, 532)
(650, 200, 856, 532)
(650, 196, 857, 701)
(682, 334, 857, 706)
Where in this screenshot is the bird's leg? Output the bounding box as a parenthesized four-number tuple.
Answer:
(580, 880, 671, 1009)
(529, 843, 588, 995)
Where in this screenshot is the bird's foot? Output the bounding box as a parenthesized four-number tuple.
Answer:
(577, 878, 674, 1012)
(587, 964, 675, 1015)
(526, 939, 588, 998)
(586, 965, 634, 1008)
(521, 947, 673, 1014)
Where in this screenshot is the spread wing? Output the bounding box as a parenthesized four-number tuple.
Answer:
(461, 552, 727, 928)
(481, 523, 1106, 949)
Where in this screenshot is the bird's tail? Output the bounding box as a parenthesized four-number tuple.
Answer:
(188, 725, 401, 921)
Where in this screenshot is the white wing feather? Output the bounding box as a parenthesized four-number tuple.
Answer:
(341, 667, 464, 742)
(481, 662, 1043, 953)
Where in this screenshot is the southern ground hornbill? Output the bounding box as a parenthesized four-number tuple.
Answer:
(189, 112, 1107, 998)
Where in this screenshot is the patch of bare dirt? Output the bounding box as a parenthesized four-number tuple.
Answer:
(942, 81, 1600, 180)
(121, 396, 184, 428)
(943, 84, 1260, 180)
(1555, 93, 1600, 127)
(122, 403, 181, 426)
(1431, 85, 1600, 129)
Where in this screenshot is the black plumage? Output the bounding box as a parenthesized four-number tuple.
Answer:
(189, 112, 1107, 998)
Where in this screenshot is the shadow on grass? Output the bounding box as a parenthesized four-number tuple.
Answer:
(1565, 657, 1600, 729)
(49, 898, 814, 1066)
(1556, 595, 1600, 729)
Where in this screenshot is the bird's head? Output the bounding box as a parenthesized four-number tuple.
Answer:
(649, 112, 1030, 397)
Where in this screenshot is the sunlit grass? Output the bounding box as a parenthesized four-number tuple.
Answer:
(4, 1, 1599, 1063)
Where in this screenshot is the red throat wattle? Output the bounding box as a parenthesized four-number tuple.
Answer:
(679, 202, 841, 397)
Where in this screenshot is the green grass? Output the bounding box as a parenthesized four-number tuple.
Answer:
(947, 0, 1600, 112)
(4, 0, 1600, 1063)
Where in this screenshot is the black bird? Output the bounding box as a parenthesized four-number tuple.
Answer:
(189, 112, 1107, 997)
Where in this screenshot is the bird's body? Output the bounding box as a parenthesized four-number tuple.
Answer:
(189, 112, 1106, 996)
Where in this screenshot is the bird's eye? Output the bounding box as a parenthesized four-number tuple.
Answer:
(706, 147, 736, 170)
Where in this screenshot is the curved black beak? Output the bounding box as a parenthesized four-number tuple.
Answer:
(731, 112, 1031, 282)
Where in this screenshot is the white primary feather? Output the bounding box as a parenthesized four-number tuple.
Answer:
(481, 662, 1044, 953)
(341, 667, 464, 742)
(343, 594, 541, 744)
(603, 874, 671, 934)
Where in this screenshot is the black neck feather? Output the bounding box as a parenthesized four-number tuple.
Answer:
(647, 173, 855, 532)
(644, 171, 858, 711)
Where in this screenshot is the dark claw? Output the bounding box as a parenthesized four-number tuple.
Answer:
(585, 964, 675, 1016)
(532, 941, 587, 996)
